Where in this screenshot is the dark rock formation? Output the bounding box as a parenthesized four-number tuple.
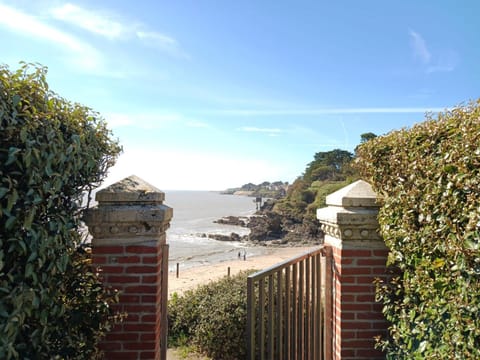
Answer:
(213, 216, 247, 227)
(208, 232, 242, 242)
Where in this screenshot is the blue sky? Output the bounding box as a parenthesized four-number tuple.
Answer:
(1, 0, 478, 190)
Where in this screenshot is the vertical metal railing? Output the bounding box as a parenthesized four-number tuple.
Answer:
(247, 246, 333, 360)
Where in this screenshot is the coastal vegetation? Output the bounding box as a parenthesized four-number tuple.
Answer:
(168, 271, 255, 360)
(356, 101, 480, 359)
(224, 135, 376, 245)
(221, 181, 288, 198)
(0, 63, 122, 359)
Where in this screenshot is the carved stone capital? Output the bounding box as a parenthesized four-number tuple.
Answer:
(317, 180, 383, 247)
(84, 175, 172, 246)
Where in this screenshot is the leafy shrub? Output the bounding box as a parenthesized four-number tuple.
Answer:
(0, 63, 121, 358)
(168, 271, 256, 360)
(356, 101, 480, 359)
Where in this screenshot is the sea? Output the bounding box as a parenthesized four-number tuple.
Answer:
(165, 191, 268, 271)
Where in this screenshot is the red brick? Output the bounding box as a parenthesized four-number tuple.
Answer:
(109, 275, 141, 283)
(140, 351, 156, 359)
(340, 330, 357, 338)
(92, 255, 107, 264)
(338, 276, 356, 283)
(341, 285, 374, 293)
(357, 258, 387, 266)
(94, 246, 124, 254)
(345, 338, 377, 347)
(126, 245, 156, 254)
(142, 275, 157, 283)
(357, 312, 385, 321)
(122, 315, 140, 324)
(341, 249, 372, 257)
(124, 304, 156, 313)
(126, 265, 157, 274)
(140, 333, 156, 341)
(101, 265, 124, 274)
(98, 342, 122, 351)
(373, 249, 389, 257)
(338, 293, 355, 302)
(118, 256, 141, 264)
(371, 321, 389, 330)
(356, 276, 376, 284)
(341, 303, 372, 311)
(340, 267, 372, 275)
(125, 285, 156, 294)
(106, 333, 139, 341)
(118, 294, 141, 303)
(141, 314, 156, 322)
(123, 323, 155, 332)
(142, 256, 157, 264)
(124, 342, 155, 350)
(341, 321, 372, 329)
(356, 329, 384, 339)
(340, 349, 355, 357)
(356, 294, 376, 302)
(142, 295, 157, 303)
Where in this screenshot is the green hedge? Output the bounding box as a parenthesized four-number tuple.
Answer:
(356, 101, 480, 359)
(168, 271, 256, 360)
(0, 63, 122, 359)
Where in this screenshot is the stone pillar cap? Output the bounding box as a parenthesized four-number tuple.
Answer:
(326, 179, 379, 208)
(96, 175, 165, 204)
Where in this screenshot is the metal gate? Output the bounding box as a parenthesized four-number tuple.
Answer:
(247, 246, 333, 360)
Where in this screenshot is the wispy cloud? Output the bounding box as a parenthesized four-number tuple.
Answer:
(236, 127, 284, 137)
(0, 3, 104, 72)
(408, 29, 457, 74)
(50, 3, 125, 39)
(205, 107, 446, 117)
(136, 31, 189, 58)
(409, 29, 431, 64)
(50, 3, 188, 58)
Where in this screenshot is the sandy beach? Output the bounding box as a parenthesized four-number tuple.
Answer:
(168, 245, 319, 296)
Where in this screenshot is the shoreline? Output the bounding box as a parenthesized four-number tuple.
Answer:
(168, 245, 319, 297)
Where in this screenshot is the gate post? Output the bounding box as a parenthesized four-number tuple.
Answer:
(85, 175, 172, 360)
(317, 180, 388, 360)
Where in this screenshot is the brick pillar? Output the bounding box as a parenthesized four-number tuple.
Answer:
(85, 175, 172, 360)
(317, 180, 389, 360)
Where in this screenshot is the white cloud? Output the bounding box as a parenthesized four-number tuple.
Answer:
(207, 107, 445, 117)
(49, 3, 188, 58)
(0, 3, 104, 73)
(409, 29, 431, 64)
(50, 3, 125, 39)
(136, 31, 189, 58)
(408, 29, 457, 74)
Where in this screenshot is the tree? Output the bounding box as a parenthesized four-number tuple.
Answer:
(304, 149, 354, 182)
(0, 63, 122, 359)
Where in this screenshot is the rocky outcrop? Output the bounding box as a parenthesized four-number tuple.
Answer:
(213, 216, 248, 227)
(247, 212, 285, 241)
(208, 232, 243, 242)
